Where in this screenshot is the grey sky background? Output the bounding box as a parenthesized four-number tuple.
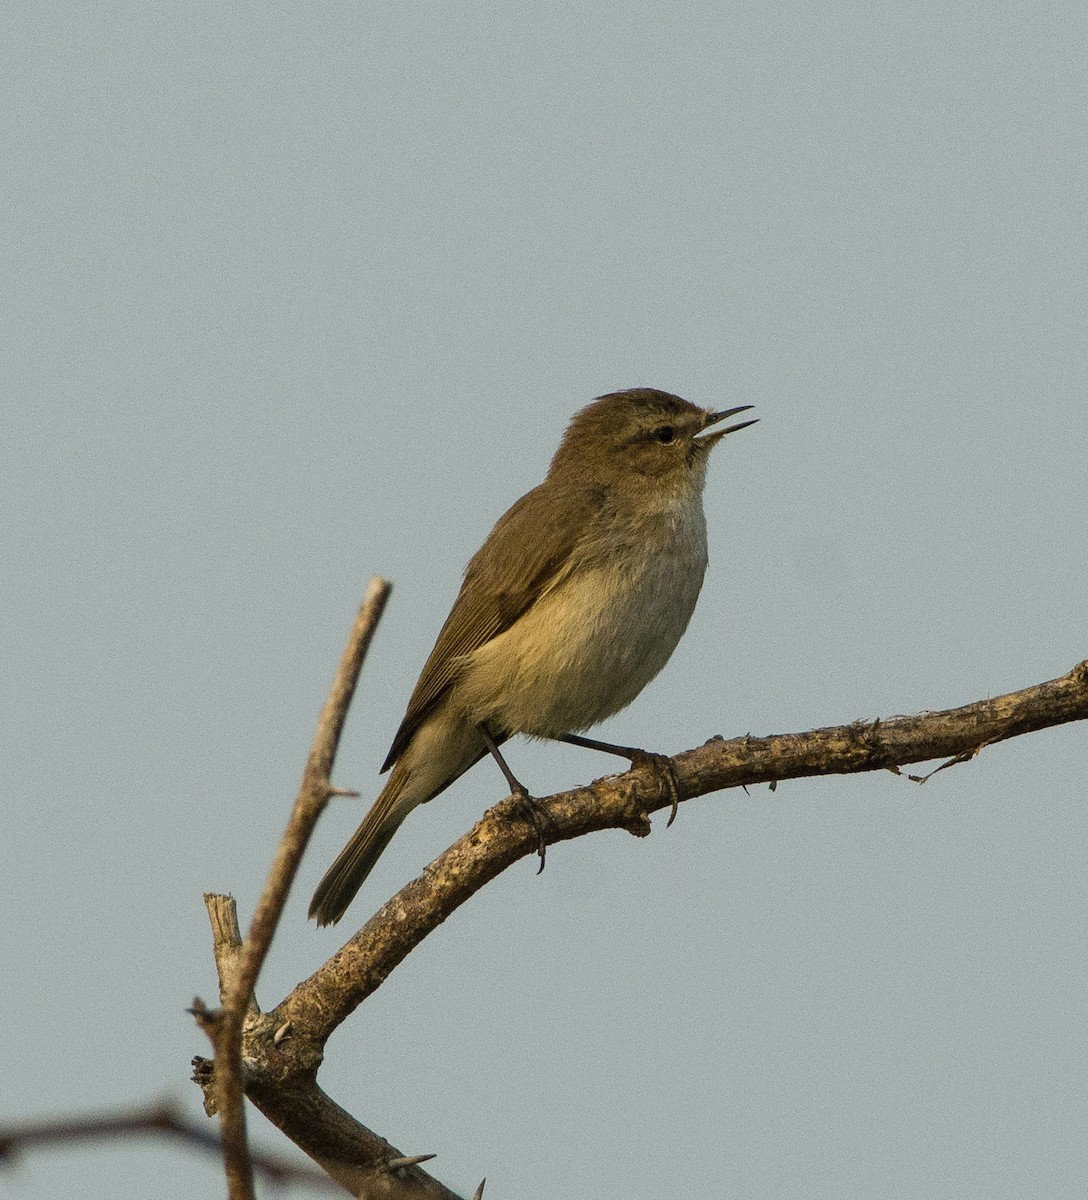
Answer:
(4, 4, 1086, 1198)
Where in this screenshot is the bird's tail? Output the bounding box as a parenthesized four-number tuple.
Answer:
(308, 765, 416, 926)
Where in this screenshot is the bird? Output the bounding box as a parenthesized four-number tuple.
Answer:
(309, 387, 757, 925)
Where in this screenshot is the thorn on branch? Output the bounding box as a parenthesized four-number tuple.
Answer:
(387, 1153, 437, 1171)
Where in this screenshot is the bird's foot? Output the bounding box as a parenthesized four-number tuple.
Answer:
(626, 750, 683, 826)
(510, 787, 553, 874)
(558, 733, 683, 826)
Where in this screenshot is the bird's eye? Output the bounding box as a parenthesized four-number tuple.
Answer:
(653, 425, 675, 444)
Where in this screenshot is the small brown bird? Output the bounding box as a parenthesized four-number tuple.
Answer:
(309, 388, 756, 925)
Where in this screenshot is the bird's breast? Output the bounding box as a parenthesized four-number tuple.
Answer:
(453, 501, 710, 737)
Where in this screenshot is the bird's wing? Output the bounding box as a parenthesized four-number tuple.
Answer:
(381, 479, 604, 771)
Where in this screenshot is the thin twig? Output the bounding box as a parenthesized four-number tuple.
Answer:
(0, 1099, 340, 1191)
(236, 577, 392, 1004)
(210, 580, 392, 1200)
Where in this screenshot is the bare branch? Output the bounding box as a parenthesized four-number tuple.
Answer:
(278, 658, 1088, 1040)
(199, 596, 1085, 1199)
(238, 1073, 467, 1200)
(198, 584, 468, 1196)
(200, 581, 392, 1199)
(200, 893, 472, 1199)
(0, 1099, 339, 1191)
(205, 893, 259, 1016)
(237, 577, 393, 1007)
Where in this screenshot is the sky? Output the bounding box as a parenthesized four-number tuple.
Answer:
(3, 4, 1087, 1198)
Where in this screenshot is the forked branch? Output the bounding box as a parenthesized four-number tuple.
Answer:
(195, 583, 1086, 1199)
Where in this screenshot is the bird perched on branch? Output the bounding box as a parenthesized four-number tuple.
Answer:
(309, 387, 757, 925)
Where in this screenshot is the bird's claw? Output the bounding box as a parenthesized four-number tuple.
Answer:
(630, 751, 682, 826)
(513, 788, 552, 873)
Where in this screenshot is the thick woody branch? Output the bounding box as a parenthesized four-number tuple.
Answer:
(199, 893, 468, 1198)
(202, 620, 1085, 1199)
(276, 658, 1088, 1041)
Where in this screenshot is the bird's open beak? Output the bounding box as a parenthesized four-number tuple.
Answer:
(698, 405, 758, 446)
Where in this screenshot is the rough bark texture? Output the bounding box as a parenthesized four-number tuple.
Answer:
(196, 658, 1087, 1198)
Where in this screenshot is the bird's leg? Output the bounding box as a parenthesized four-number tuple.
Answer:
(558, 733, 683, 826)
(477, 723, 551, 873)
